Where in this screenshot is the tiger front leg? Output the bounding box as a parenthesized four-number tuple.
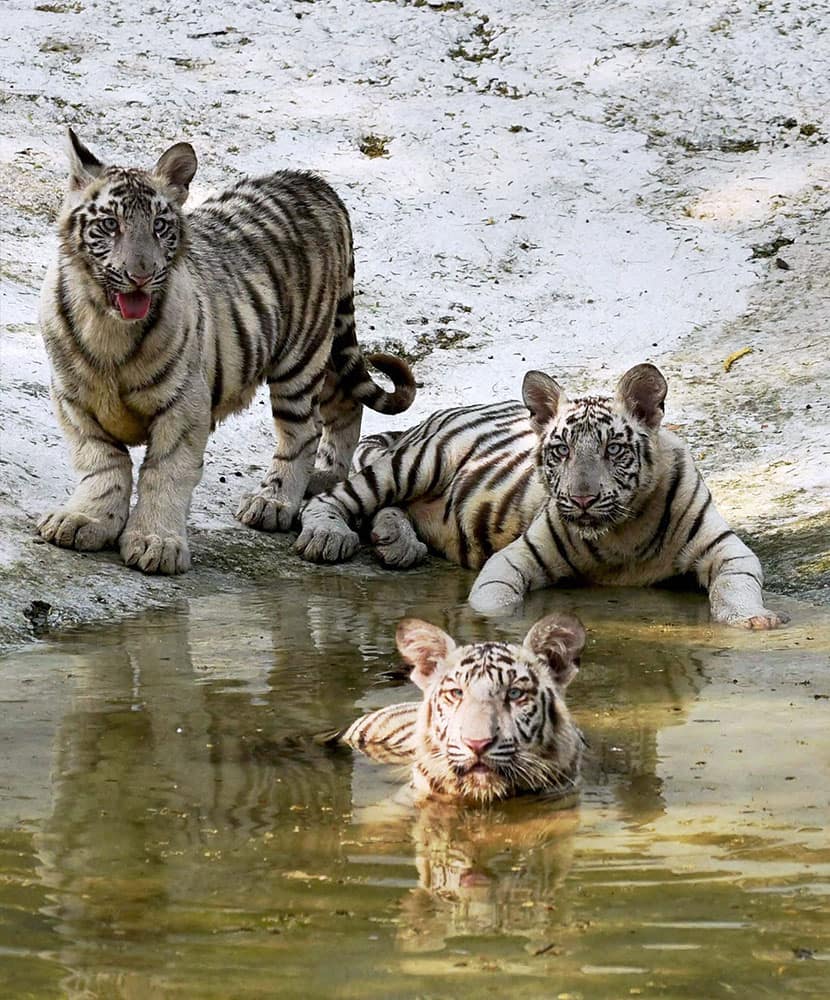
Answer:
(469, 510, 565, 615)
(295, 493, 361, 563)
(697, 536, 790, 630)
(120, 395, 210, 575)
(468, 547, 534, 615)
(38, 392, 133, 552)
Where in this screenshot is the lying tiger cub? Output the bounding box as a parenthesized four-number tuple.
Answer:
(298, 363, 787, 629)
(340, 614, 586, 805)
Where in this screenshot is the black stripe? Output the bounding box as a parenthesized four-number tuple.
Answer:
(682, 491, 712, 549)
(269, 335, 324, 385)
(362, 463, 383, 505)
(545, 510, 579, 575)
(523, 531, 551, 577)
(640, 450, 684, 559)
(340, 479, 367, 517)
(403, 439, 432, 500)
(668, 472, 702, 546)
(472, 500, 494, 561)
(56, 268, 105, 373)
(122, 327, 188, 395)
(79, 461, 127, 483)
(143, 422, 194, 467)
(211, 340, 224, 410)
(230, 299, 254, 386)
(696, 529, 735, 560)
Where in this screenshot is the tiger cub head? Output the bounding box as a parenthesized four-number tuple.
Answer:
(398, 614, 585, 804)
(523, 363, 668, 536)
(58, 128, 197, 322)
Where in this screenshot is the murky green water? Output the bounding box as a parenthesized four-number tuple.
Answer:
(0, 571, 828, 999)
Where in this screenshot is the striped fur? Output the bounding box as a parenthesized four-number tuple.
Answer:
(298, 364, 787, 629)
(341, 615, 586, 805)
(37, 129, 415, 574)
(298, 399, 545, 567)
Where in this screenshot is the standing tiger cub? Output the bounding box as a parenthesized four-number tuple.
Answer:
(298, 364, 787, 630)
(37, 130, 415, 574)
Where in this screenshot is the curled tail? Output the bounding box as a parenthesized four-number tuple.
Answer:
(353, 352, 416, 414)
(331, 261, 416, 415)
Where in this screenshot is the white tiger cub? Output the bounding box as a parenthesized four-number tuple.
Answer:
(37, 130, 415, 574)
(340, 614, 586, 805)
(298, 364, 787, 629)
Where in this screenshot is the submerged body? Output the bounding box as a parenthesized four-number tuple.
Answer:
(298, 364, 787, 629)
(340, 615, 586, 805)
(38, 131, 414, 574)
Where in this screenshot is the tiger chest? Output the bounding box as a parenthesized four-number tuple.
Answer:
(80, 379, 152, 446)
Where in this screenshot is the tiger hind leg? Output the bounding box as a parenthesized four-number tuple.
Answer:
(236, 369, 325, 533)
(297, 435, 444, 564)
(305, 371, 362, 496)
(370, 508, 428, 569)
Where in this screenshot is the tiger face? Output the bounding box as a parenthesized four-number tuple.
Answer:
(523, 363, 668, 536)
(397, 615, 585, 804)
(59, 129, 196, 322)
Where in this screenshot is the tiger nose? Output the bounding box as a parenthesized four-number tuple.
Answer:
(570, 493, 598, 510)
(126, 271, 153, 288)
(463, 736, 495, 755)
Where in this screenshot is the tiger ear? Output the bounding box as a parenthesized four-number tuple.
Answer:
(66, 128, 103, 193)
(522, 371, 564, 435)
(153, 142, 198, 207)
(523, 614, 585, 689)
(616, 363, 667, 429)
(396, 618, 456, 692)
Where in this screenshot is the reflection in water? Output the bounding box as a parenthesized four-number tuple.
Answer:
(0, 576, 826, 997)
(398, 799, 578, 954)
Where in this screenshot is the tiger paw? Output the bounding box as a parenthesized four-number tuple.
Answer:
(37, 509, 120, 552)
(295, 520, 360, 563)
(120, 531, 191, 575)
(730, 609, 790, 630)
(468, 579, 524, 615)
(370, 510, 427, 568)
(235, 491, 298, 532)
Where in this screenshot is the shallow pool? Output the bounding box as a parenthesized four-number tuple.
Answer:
(0, 571, 827, 998)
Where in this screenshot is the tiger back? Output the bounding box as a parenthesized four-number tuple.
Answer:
(38, 129, 415, 575)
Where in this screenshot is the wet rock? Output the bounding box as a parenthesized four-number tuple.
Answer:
(22, 599, 52, 635)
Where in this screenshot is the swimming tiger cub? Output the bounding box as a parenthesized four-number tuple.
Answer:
(37, 130, 415, 574)
(297, 364, 787, 630)
(339, 614, 586, 805)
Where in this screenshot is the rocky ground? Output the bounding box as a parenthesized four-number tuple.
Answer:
(0, 0, 827, 650)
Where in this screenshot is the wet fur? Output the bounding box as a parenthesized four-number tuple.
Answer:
(340, 616, 585, 805)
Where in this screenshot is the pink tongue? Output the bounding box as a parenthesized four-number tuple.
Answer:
(116, 290, 151, 320)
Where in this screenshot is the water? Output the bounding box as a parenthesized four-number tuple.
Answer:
(0, 569, 828, 999)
